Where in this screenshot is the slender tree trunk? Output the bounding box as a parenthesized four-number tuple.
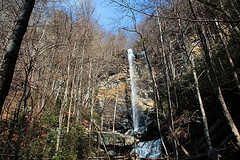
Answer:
(56, 54, 71, 152)
(14, 63, 32, 160)
(168, 49, 179, 109)
(88, 58, 93, 150)
(161, 47, 178, 160)
(98, 85, 106, 156)
(154, 1, 178, 158)
(0, 0, 35, 113)
(189, 0, 240, 148)
(142, 45, 166, 118)
(88, 81, 95, 151)
(171, 1, 212, 148)
(206, 25, 226, 73)
(67, 79, 74, 133)
(136, 25, 169, 158)
(191, 55, 212, 147)
(215, 21, 240, 91)
(92, 121, 111, 160)
(85, 58, 92, 109)
(67, 43, 77, 132)
(155, 96, 169, 159)
(76, 57, 84, 123)
(197, 0, 240, 37)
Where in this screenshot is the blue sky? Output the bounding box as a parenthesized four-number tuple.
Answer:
(94, 0, 121, 31)
(94, 0, 142, 31)
(62, 0, 142, 31)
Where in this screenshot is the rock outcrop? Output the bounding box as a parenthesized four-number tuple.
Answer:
(93, 50, 162, 159)
(91, 131, 136, 146)
(96, 51, 155, 133)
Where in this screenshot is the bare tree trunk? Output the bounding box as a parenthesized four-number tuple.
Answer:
(215, 21, 240, 91)
(67, 79, 74, 133)
(0, 0, 35, 113)
(171, 1, 212, 148)
(189, 0, 240, 148)
(88, 77, 96, 152)
(98, 85, 107, 155)
(197, 0, 240, 36)
(161, 47, 178, 160)
(191, 54, 212, 147)
(86, 58, 92, 109)
(168, 49, 179, 109)
(56, 54, 71, 152)
(87, 58, 93, 150)
(206, 25, 226, 73)
(154, 1, 178, 158)
(92, 121, 111, 160)
(67, 43, 77, 132)
(142, 44, 166, 118)
(155, 97, 169, 159)
(135, 19, 169, 158)
(76, 57, 84, 123)
(14, 62, 32, 160)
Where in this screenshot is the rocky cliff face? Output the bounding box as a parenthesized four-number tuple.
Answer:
(96, 51, 155, 133)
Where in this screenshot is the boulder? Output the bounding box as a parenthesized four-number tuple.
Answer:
(91, 131, 136, 146)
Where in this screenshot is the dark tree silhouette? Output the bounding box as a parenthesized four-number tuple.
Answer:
(0, 0, 36, 113)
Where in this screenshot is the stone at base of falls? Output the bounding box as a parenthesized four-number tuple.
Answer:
(91, 132, 136, 146)
(131, 139, 163, 159)
(125, 127, 148, 139)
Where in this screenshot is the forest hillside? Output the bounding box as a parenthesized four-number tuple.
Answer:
(0, 0, 240, 159)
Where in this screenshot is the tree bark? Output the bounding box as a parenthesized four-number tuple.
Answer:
(189, 0, 240, 148)
(191, 55, 212, 147)
(76, 57, 84, 123)
(14, 61, 32, 160)
(197, 0, 240, 36)
(154, 1, 178, 159)
(67, 42, 77, 133)
(215, 21, 240, 91)
(171, 1, 212, 148)
(56, 53, 71, 152)
(67, 79, 74, 133)
(0, 0, 35, 114)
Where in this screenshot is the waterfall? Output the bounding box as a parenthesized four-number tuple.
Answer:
(132, 139, 163, 159)
(128, 49, 163, 159)
(127, 49, 139, 132)
(127, 49, 149, 133)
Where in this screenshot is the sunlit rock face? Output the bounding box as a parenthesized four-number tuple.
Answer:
(96, 50, 155, 133)
(96, 50, 163, 159)
(96, 71, 132, 133)
(130, 52, 155, 112)
(91, 132, 136, 146)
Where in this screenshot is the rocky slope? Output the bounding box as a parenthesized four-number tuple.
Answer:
(96, 50, 155, 134)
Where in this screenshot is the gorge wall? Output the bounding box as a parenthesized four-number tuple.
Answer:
(96, 50, 155, 134)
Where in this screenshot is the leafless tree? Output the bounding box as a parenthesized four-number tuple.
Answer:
(0, 0, 35, 114)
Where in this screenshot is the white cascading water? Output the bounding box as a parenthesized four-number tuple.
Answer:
(127, 49, 163, 159)
(128, 49, 148, 133)
(132, 139, 163, 159)
(127, 48, 139, 132)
